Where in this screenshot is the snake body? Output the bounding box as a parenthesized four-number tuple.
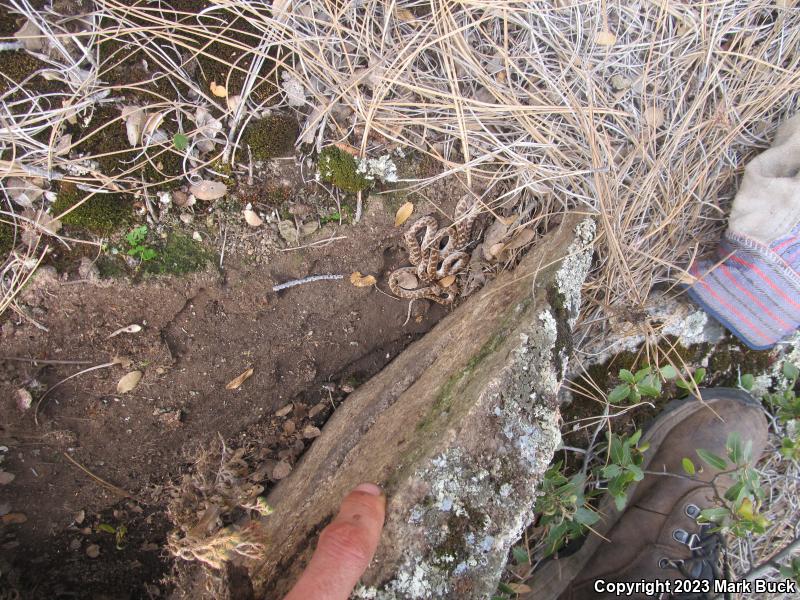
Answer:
(389, 195, 476, 305)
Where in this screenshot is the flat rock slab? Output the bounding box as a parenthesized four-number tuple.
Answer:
(248, 214, 596, 599)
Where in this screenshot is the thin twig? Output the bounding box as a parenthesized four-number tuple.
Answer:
(34, 361, 118, 426)
(271, 274, 344, 292)
(61, 452, 135, 500)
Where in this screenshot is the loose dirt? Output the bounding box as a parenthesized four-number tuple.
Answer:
(0, 192, 459, 598)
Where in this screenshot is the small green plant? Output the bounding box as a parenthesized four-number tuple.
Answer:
(535, 465, 599, 556)
(124, 225, 157, 262)
(608, 366, 666, 404)
(675, 367, 706, 391)
(598, 430, 649, 511)
(98, 522, 128, 549)
(681, 431, 768, 537)
(173, 132, 189, 151)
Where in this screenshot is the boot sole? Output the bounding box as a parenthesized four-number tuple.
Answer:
(522, 387, 760, 600)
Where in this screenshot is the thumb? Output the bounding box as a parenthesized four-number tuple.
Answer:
(284, 483, 386, 600)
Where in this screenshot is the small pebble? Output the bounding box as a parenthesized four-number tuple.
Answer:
(86, 544, 100, 558)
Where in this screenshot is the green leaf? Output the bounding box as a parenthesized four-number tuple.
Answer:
(98, 523, 116, 534)
(740, 373, 754, 391)
(125, 225, 147, 246)
(675, 379, 690, 390)
(659, 365, 678, 380)
(627, 464, 644, 481)
(627, 430, 642, 446)
(693, 367, 706, 385)
(637, 375, 662, 397)
(601, 463, 622, 479)
(140, 247, 157, 261)
(783, 362, 799, 382)
(618, 369, 635, 384)
(698, 507, 729, 523)
(726, 432, 744, 464)
(696, 448, 727, 470)
(724, 480, 745, 503)
(608, 384, 631, 404)
(496, 582, 516, 595)
(634, 366, 651, 383)
(511, 545, 529, 565)
(681, 457, 696, 475)
(173, 133, 189, 151)
(613, 493, 628, 512)
(574, 506, 600, 526)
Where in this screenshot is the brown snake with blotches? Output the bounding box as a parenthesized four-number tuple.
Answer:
(388, 195, 477, 305)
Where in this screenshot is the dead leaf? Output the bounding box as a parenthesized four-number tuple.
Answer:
(226, 367, 254, 390)
(438, 274, 456, 288)
(504, 228, 535, 251)
(303, 425, 321, 439)
(272, 461, 292, 480)
(394, 202, 414, 227)
(308, 403, 326, 418)
(6, 177, 43, 208)
(189, 180, 227, 201)
(644, 105, 665, 128)
(74, 510, 85, 525)
(86, 544, 100, 558)
(483, 218, 510, 252)
(275, 404, 293, 417)
(595, 30, 617, 46)
(121, 106, 144, 147)
(299, 221, 319, 237)
(395, 7, 416, 21)
(350, 272, 376, 287)
(54, 133, 72, 156)
(117, 371, 143, 394)
(487, 242, 507, 260)
(21, 208, 62, 246)
(15, 19, 44, 52)
(16, 388, 32, 412)
(243, 209, 263, 227)
(210, 81, 228, 97)
(278, 220, 299, 244)
(142, 111, 166, 143)
(507, 583, 532, 594)
(2, 512, 27, 524)
(333, 142, 359, 156)
(108, 324, 142, 339)
(172, 191, 194, 208)
(394, 271, 418, 290)
(0, 471, 15, 485)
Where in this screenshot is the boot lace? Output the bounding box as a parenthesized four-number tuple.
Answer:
(661, 521, 730, 600)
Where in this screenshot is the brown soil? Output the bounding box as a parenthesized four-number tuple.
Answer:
(0, 194, 455, 598)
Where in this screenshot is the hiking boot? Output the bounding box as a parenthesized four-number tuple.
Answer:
(528, 388, 769, 600)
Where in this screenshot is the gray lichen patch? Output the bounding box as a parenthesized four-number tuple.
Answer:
(555, 218, 596, 327)
(353, 228, 591, 599)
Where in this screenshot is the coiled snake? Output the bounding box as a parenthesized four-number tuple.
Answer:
(389, 196, 477, 305)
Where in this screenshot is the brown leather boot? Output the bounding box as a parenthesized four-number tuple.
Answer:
(528, 388, 769, 600)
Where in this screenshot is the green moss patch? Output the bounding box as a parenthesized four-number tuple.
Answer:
(52, 184, 131, 235)
(318, 146, 371, 193)
(0, 221, 14, 255)
(141, 233, 212, 276)
(241, 115, 298, 160)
